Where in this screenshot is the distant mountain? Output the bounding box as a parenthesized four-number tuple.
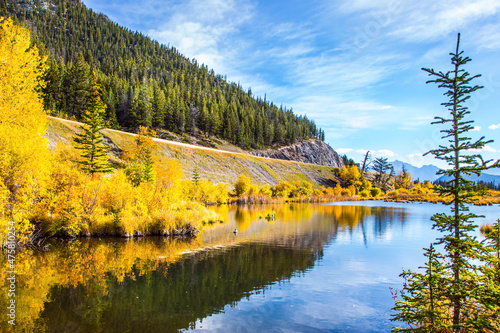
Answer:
(389, 160, 441, 182)
(436, 173, 500, 186)
(389, 160, 500, 186)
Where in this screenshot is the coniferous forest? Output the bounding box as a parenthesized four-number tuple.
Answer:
(0, 0, 325, 149)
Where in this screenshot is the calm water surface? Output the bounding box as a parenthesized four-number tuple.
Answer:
(1, 201, 498, 332)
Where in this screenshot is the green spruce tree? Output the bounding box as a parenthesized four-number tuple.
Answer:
(192, 167, 200, 185)
(392, 33, 500, 332)
(73, 71, 112, 175)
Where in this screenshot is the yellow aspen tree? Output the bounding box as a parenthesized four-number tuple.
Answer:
(0, 17, 49, 242)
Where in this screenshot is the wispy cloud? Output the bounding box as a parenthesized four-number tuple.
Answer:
(332, 0, 500, 47)
(390, 1, 500, 43)
(147, 0, 255, 75)
(376, 149, 397, 158)
(481, 145, 497, 152)
(470, 145, 497, 153)
(337, 148, 354, 154)
(489, 124, 500, 130)
(335, 148, 397, 158)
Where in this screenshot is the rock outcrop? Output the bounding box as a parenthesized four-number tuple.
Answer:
(251, 140, 343, 168)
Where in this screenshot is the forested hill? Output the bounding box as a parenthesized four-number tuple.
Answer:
(0, 0, 325, 150)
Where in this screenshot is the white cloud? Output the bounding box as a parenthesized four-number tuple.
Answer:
(471, 145, 497, 153)
(337, 148, 354, 154)
(147, 0, 254, 75)
(482, 145, 497, 152)
(475, 23, 500, 49)
(488, 124, 500, 130)
(472, 126, 481, 131)
(356, 149, 370, 155)
(331, 0, 500, 49)
(391, 1, 500, 42)
(376, 149, 397, 157)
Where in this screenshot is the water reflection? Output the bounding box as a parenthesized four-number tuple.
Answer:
(0, 203, 455, 332)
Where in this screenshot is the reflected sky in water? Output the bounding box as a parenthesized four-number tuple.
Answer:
(188, 201, 498, 332)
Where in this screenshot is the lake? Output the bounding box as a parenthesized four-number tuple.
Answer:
(1, 201, 498, 332)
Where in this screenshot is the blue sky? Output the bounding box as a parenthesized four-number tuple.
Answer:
(82, 0, 500, 171)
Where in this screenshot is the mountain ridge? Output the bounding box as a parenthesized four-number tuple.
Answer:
(389, 160, 441, 182)
(389, 160, 500, 186)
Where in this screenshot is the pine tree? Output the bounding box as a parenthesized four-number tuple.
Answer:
(142, 148, 155, 183)
(192, 167, 200, 185)
(392, 244, 448, 332)
(372, 157, 394, 190)
(73, 71, 111, 175)
(122, 126, 157, 186)
(392, 33, 500, 332)
(151, 83, 166, 129)
(63, 53, 91, 119)
(42, 58, 64, 114)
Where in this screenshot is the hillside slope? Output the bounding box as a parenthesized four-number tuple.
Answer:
(47, 117, 339, 187)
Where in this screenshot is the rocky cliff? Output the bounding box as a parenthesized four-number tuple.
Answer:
(251, 140, 343, 168)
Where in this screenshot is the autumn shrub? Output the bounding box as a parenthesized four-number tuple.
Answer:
(234, 174, 251, 197)
(213, 183, 230, 204)
(177, 179, 229, 204)
(247, 184, 259, 196)
(273, 181, 293, 198)
(259, 184, 273, 197)
(360, 189, 370, 198)
(480, 224, 493, 236)
(340, 188, 352, 197)
(332, 183, 343, 196)
(325, 186, 336, 196)
(397, 188, 409, 195)
(297, 181, 313, 196)
(410, 185, 425, 195)
(338, 165, 362, 192)
(347, 185, 357, 196)
(387, 189, 399, 197)
(36, 145, 86, 236)
(370, 187, 382, 197)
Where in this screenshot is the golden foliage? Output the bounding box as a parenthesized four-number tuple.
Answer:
(338, 165, 362, 194)
(394, 170, 412, 190)
(121, 126, 157, 163)
(234, 174, 251, 197)
(0, 17, 49, 242)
